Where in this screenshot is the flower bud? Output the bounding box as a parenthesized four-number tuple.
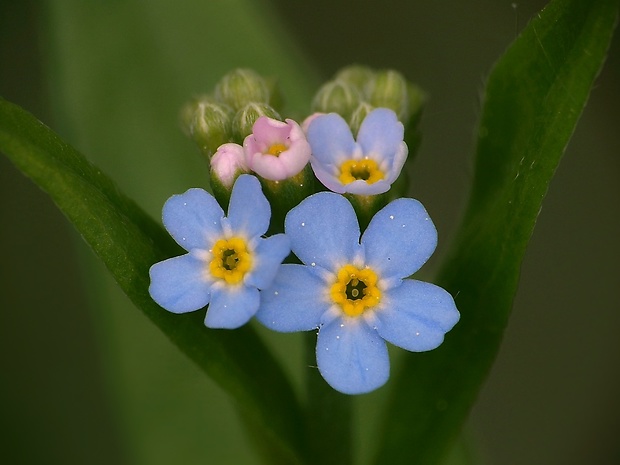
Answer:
(180, 97, 234, 159)
(209, 143, 249, 207)
(311, 79, 362, 122)
(365, 70, 409, 121)
(214, 68, 271, 111)
(231, 102, 281, 143)
(348, 101, 375, 137)
(334, 65, 375, 92)
(312, 80, 362, 120)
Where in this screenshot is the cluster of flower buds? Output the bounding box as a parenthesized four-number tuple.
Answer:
(151, 67, 459, 395)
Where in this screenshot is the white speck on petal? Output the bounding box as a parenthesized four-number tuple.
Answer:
(340, 324, 344, 328)
(401, 224, 406, 228)
(389, 215, 394, 219)
(311, 262, 316, 267)
(415, 331, 420, 336)
(182, 237, 186, 241)
(301, 222, 305, 226)
(183, 202, 187, 206)
(336, 336, 340, 340)
(274, 291, 279, 296)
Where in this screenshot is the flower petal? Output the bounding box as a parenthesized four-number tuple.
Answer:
(162, 188, 224, 251)
(226, 175, 270, 238)
(149, 254, 212, 313)
(245, 234, 291, 290)
(285, 192, 361, 269)
(356, 108, 404, 161)
(256, 264, 328, 332)
(384, 141, 408, 183)
(316, 317, 389, 395)
(372, 280, 459, 352)
(343, 179, 391, 195)
(362, 198, 437, 282)
(306, 113, 356, 165)
(205, 283, 260, 329)
(309, 158, 346, 193)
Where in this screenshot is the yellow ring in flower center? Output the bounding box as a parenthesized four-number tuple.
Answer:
(330, 264, 381, 317)
(209, 237, 252, 285)
(338, 159, 384, 185)
(267, 143, 288, 157)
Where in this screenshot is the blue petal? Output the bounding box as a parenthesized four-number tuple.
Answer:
(362, 198, 437, 283)
(256, 264, 328, 332)
(316, 317, 389, 395)
(162, 188, 224, 251)
(373, 280, 459, 352)
(307, 113, 356, 165)
(344, 179, 391, 195)
(226, 175, 270, 238)
(245, 234, 291, 289)
(205, 283, 260, 329)
(356, 108, 404, 162)
(285, 192, 362, 269)
(149, 254, 212, 313)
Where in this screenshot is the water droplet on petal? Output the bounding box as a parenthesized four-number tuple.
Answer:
(336, 336, 340, 340)
(389, 215, 394, 219)
(183, 202, 187, 206)
(311, 262, 316, 267)
(301, 222, 305, 226)
(274, 291, 279, 295)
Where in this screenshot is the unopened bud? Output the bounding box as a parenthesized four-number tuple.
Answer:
(209, 143, 249, 206)
(365, 70, 409, 121)
(214, 68, 270, 111)
(181, 97, 234, 158)
(334, 65, 375, 92)
(348, 102, 375, 137)
(232, 102, 281, 142)
(311, 79, 362, 122)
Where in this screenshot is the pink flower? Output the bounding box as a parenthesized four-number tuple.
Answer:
(210, 143, 248, 188)
(243, 117, 311, 181)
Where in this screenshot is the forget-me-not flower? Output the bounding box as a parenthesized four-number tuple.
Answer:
(149, 175, 290, 329)
(306, 108, 408, 195)
(243, 116, 311, 181)
(256, 192, 459, 394)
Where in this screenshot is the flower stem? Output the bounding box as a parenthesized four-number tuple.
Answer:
(303, 331, 353, 465)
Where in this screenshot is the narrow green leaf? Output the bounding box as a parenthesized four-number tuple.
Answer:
(375, 0, 618, 464)
(0, 97, 305, 464)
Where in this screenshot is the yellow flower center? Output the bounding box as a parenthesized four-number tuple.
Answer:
(338, 159, 384, 185)
(330, 264, 381, 317)
(266, 143, 288, 157)
(209, 237, 252, 285)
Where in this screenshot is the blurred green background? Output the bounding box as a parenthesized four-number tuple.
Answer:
(1, 1, 618, 464)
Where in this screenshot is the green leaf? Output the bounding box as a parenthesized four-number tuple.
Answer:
(375, 0, 619, 464)
(40, 1, 320, 462)
(0, 96, 305, 464)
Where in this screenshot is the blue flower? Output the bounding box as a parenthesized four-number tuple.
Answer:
(149, 175, 290, 329)
(306, 108, 408, 195)
(256, 192, 459, 394)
